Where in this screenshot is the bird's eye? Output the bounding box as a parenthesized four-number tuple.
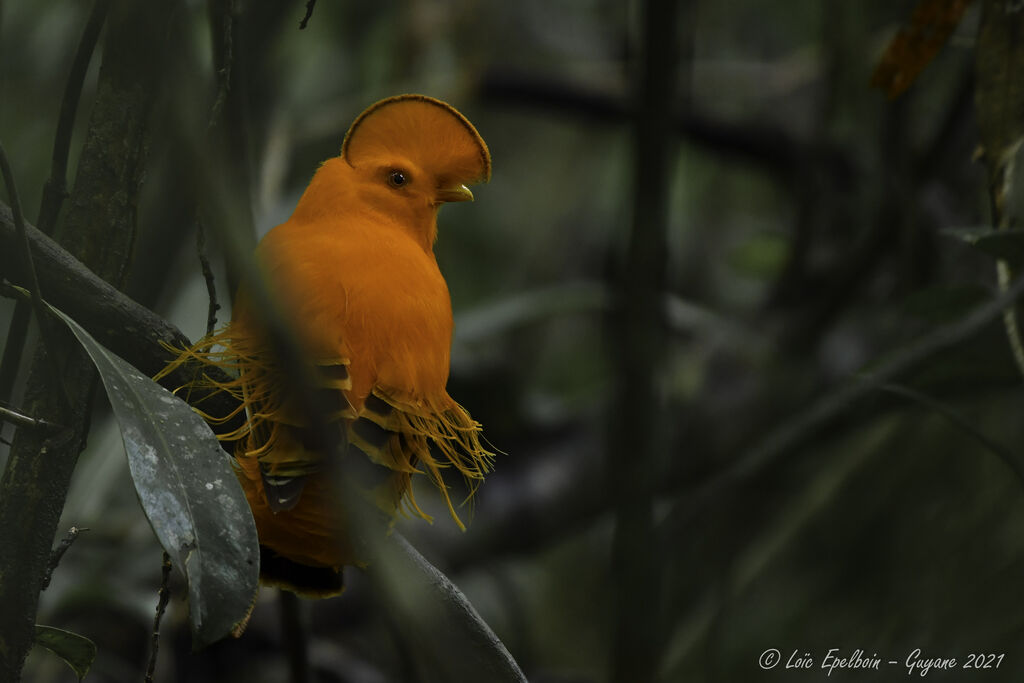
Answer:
(387, 170, 408, 188)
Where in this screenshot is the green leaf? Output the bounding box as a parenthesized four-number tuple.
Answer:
(50, 305, 258, 648)
(942, 227, 1024, 267)
(34, 625, 96, 680)
(726, 232, 788, 280)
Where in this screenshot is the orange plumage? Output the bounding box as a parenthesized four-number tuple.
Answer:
(161, 95, 494, 596)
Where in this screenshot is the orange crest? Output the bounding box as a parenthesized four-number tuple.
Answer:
(342, 94, 492, 185)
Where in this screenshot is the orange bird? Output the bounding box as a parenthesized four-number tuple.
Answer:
(163, 95, 494, 596)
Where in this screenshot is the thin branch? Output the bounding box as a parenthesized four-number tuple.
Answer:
(196, 217, 220, 338)
(37, 0, 111, 234)
(144, 552, 173, 683)
(0, 402, 61, 433)
(41, 526, 88, 591)
(0, 144, 70, 410)
(298, 0, 317, 29)
(197, 0, 232, 341)
(207, 0, 234, 129)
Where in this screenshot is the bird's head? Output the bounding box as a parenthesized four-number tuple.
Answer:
(336, 94, 491, 246)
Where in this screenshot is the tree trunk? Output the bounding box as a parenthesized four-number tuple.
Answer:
(0, 2, 179, 678)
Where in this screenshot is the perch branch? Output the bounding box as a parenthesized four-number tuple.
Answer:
(0, 202, 244, 435)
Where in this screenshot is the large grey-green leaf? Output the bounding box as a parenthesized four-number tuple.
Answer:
(33, 625, 96, 680)
(51, 305, 258, 648)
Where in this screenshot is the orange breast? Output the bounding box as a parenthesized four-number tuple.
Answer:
(259, 214, 454, 405)
(229, 211, 457, 569)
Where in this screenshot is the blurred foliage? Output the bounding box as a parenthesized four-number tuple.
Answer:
(3, 0, 1024, 681)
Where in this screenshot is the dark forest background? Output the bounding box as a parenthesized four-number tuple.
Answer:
(4, 0, 1024, 682)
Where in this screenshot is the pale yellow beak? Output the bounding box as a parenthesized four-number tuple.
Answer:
(435, 184, 474, 203)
